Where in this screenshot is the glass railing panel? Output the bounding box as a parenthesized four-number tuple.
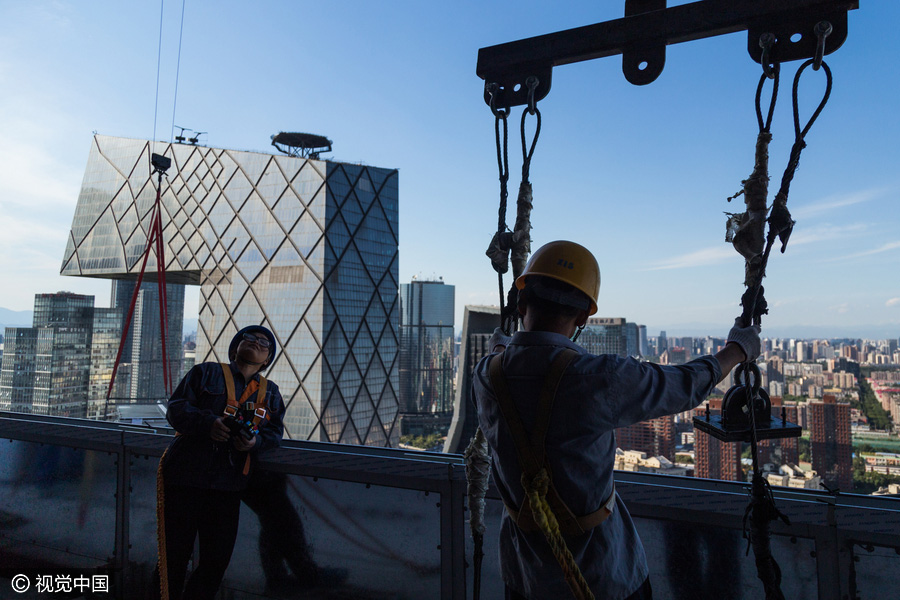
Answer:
(219, 474, 443, 599)
(849, 543, 900, 597)
(126, 451, 162, 593)
(635, 517, 818, 599)
(0, 440, 118, 571)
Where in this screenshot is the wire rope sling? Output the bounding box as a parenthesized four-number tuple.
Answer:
(692, 23, 836, 600)
(466, 3, 857, 600)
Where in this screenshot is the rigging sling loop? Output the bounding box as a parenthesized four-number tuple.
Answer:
(466, 77, 543, 600)
(484, 76, 540, 335)
(463, 428, 490, 600)
(727, 27, 834, 600)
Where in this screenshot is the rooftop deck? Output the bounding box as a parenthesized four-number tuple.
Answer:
(1, 412, 897, 599)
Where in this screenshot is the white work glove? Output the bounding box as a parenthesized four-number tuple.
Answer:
(727, 318, 762, 362)
(489, 327, 512, 353)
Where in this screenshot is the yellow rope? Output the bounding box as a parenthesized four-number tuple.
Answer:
(523, 469, 595, 600)
(156, 448, 170, 600)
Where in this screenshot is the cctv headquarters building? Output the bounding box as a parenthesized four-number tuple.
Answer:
(62, 135, 400, 446)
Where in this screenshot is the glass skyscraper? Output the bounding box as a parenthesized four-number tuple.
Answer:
(111, 280, 185, 404)
(398, 279, 455, 436)
(62, 135, 399, 445)
(0, 293, 95, 417)
(580, 317, 643, 358)
(86, 306, 124, 420)
(0, 328, 50, 413)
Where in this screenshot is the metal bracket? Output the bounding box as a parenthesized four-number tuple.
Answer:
(477, 0, 858, 109)
(747, 9, 848, 66)
(623, 0, 668, 86)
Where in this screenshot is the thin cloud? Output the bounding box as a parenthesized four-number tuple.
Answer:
(791, 188, 887, 219)
(841, 240, 900, 260)
(787, 223, 867, 246)
(642, 246, 734, 271)
(887, 298, 900, 307)
(645, 223, 870, 272)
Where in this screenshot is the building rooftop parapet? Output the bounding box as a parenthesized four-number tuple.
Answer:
(2, 412, 900, 599)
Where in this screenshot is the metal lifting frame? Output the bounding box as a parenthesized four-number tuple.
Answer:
(476, 0, 859, 109)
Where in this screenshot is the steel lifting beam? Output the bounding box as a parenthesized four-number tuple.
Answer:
(477, 0, 859, 109)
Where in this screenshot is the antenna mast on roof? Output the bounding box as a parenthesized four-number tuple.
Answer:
(271, 132, 333, 159)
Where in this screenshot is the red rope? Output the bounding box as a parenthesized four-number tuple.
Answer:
(154, 203, 171, 394)
(106, 166, 172, 402)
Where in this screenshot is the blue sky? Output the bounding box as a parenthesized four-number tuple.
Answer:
(0, 1, 897, 339)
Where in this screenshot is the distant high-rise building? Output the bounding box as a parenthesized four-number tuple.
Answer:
(444, 306, 498, 454)
(616, 414, 676, 461)
(0, 327, 51, 413)
(624, 322, 640, 358)
(659, 330, 668, 354)
(757, 397, 800, 468)
(638, 325, 648, 357)
(111, 280, 184, 403)
(398, 278, 455, 436)
(62, 135, 400, 446)
(766, 356, 784, 383)
(694, 398, 743, 481)
(809, 394, 852, 491)
(769, 380, 784, 398)
(664, 346, 690, 365)
(834, 357, 860, 379)
(21, 292, 96, 418)
(86, 307, 123, 420)
(581, 317, 639, 357)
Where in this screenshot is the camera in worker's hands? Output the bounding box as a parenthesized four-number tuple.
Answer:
(223, 415, 254, 441)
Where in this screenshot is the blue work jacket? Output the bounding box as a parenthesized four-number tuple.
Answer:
(474, 330, 721, 600)
(163, 361, 286, 491)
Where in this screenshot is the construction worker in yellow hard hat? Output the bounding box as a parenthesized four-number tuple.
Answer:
(474, 240, 759, 600)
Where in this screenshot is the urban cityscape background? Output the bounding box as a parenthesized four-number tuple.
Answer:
(1, 133, 898, 498)
(1, 4, 899, 598)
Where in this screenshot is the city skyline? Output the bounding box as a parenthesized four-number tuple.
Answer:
(1, 2, 899, 340)
(7, 303, 900, 343)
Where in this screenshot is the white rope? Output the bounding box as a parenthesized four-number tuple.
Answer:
(465, 427, 491, 538)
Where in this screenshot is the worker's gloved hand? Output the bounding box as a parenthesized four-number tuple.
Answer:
(727, 318, 762, 362)
(489, 327, 512, 353)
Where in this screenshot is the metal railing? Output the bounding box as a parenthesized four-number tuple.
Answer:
(0, 412, 897, 599)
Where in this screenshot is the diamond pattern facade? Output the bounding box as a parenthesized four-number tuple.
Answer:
(62, 135, 400, 446)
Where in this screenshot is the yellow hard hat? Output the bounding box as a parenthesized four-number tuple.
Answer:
(515, 240, 600, 315)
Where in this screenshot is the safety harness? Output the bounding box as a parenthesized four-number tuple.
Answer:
(220, 363, 269, 475)
(157, 364, 270, 600)
(488, 349, 615, 600)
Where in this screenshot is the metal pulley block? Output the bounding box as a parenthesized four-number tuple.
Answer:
(693, 362, 801, 443)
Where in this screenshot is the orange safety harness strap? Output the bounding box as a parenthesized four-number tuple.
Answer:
(156, 446, 171, 600)
(488, 350, 615, 535)
(220, 363, 268, 474)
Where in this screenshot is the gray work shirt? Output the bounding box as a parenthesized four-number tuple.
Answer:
(474, 330, 721, 599)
